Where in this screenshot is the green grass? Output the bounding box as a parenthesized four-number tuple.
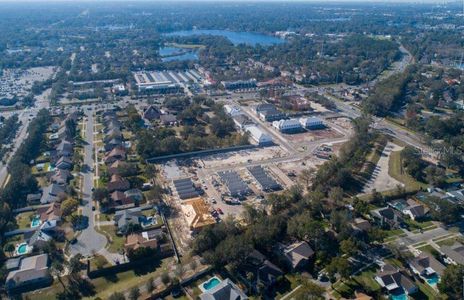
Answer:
(331, 266, 381, 299)
(15, 211, 35, 229)
(388, 151, 427, 192)
(97, 225, 125, 253)
(416, 244, 436, 255)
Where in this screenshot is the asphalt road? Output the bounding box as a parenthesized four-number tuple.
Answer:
(69, 111, 107, 257)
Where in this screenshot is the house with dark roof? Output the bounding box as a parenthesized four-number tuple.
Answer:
(37, 202, 62, 223)
(107, 160, 126, 175)
(408, 254, 445, 283)
(143, 105, 161, 121)
(50, 169, 72, 186)
(56, 140, 73, 157)
(370, 207, 402, 229)
(239, 250, 283, 293)
(40, 184, 65, 204)
(104, 146, 126, 164)
(104, 138, 123, 152)
(199, 278, 248, 300)
(440, 243, 464, 265)
(114, 207, 143, 235)
(5, 254, 52, 293)
(276, 241, 314, 270)
(107, 174, 130, 192)
(160, 114, 177, 126)
(55, 156, 73, 170)
(375, 264, 417, 297)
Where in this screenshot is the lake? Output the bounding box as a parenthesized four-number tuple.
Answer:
(159, 46, 198, 62)
(164, 29, 285, 46)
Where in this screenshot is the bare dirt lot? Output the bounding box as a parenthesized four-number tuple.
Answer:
(284, 128, 344, 144)
(198, 146, 288, 169)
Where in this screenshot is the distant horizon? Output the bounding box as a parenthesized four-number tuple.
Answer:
(0, 0, 458, 4)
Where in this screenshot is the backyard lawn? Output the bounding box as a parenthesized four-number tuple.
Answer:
(15, 211, 35, 229)
(97, 225, 125, 253)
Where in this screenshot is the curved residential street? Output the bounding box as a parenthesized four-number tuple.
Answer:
(69, 110, 107, 257)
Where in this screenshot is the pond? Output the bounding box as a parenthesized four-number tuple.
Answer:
(164, 29, 285, 46)
(159, 47, 199, 62)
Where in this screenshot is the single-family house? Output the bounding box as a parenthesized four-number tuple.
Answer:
(37, 202, 62, 223)
(276, 241, 314, 270)
(143, 105, 161, 121)
(370, 207, 402, 228)
(50, 169, 72, 185)
(40, 184, 66, 204)
(5, 254, 52, 293)
(124, 231, 158, 252)
(375, 264, 418, 297)
(199, 278, 248, 300)
(351, 218, 371, 232)
(440, 243, 464, 265)
(55, 156, 73, 170)
(114, 207, 143, 235)
(160, 114, 177, 126)
(104, 146, 126, 165)
(107, 174, 130, 192)
(240, 250, 283, 293)
(56, 140, 73, 157)
(408, 254, 445, 282)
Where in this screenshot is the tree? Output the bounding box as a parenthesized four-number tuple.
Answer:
(61, 198, 79, 217)
(328, 186, 344, 206)
(146, 277, 155, 294)
(161, 272, 171, 286)
(108, 292, 126, 300)
(438, 264, 464, 299)
(5, 243, 15, 257)
(93, 188, 109, 202)
(340, 239, 358, 257)
(128, 287, 140, 300)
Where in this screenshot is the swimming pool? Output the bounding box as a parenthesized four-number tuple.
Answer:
(16, 243, 30, 255)
(199, 276, 222, 292)
(140, 216, 156, 228)
(390, 294, 407, 300)
(426, 274, 439, 286)
(31, 215, 41, 228)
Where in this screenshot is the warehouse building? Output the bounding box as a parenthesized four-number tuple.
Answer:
(218, 171, 251, 198)
(246, 126, 273, 145)
(299, 117, 324, 130)
(272, 119, 302, 133)
(133, 70, 203, 93)
(173, 178, 200, 200)
(247, 166, 282, 192)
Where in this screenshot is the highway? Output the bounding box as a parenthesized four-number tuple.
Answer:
(0, 88, 51, 187)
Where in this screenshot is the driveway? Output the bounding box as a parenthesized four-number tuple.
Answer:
(70, 111, 107, 256)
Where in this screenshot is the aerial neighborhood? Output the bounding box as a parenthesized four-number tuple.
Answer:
(0, 1, 464, 300)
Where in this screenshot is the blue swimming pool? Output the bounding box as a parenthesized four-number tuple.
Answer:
(390, 294, 407, 300)
(203, 277, 221, 290)
(16, 243, 28, 255)
(426, 274, 439, 286)
(31, 215, 41, 228)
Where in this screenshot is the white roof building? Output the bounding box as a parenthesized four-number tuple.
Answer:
(224, 104, 242, 117)
(246, 126, 272, 145)
(299, 116, 324, 129)
(272, 119, 301, 132)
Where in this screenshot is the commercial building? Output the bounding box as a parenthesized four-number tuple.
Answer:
(247, 166, 281, 192)
(218, 170, 251, 198)
(272, 119, 302, 133)
(255, 103, 285, 122)
(222, 79, 257, 90)
(299, 117, 324, 129)
(245, 126, 273, 145)
(173, 178, 200, 200)
(133, 70, 203, 93)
